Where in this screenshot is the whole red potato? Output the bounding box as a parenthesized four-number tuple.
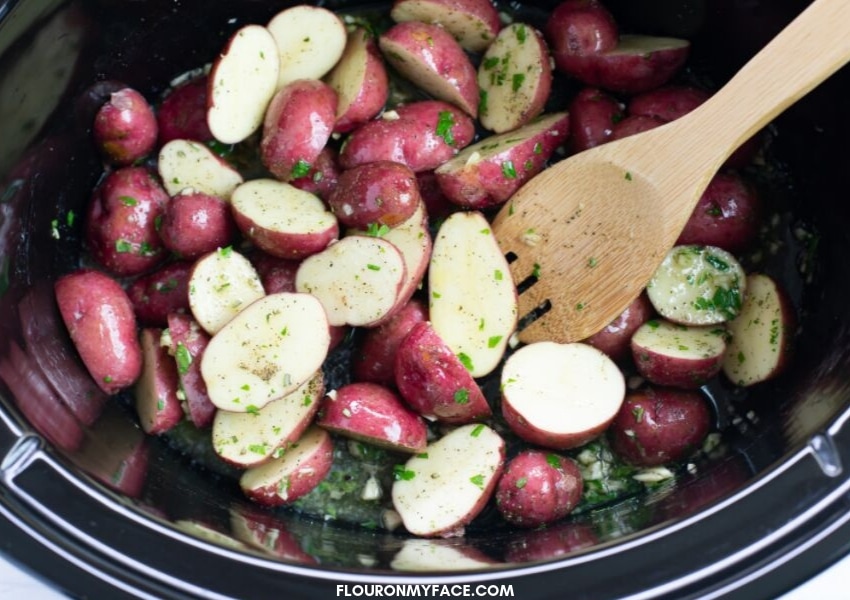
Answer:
(93, 87, 158, 165)
(158, 190, 237, 259)
(157, 76, 214, 144)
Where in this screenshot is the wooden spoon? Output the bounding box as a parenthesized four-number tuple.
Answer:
(494, 0, 850, 344)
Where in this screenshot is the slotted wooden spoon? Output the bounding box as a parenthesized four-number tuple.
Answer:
(494, 0, 850, 344)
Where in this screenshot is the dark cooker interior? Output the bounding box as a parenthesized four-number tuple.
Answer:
(1, 0, 850, 598)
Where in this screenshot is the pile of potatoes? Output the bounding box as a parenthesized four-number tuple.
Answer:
(54, 0, 795, 538)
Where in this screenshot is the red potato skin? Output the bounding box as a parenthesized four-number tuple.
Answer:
(495, 451, 583, 528)
(545, 0, 619, 76)
(328, 161, 421, 228)
(250, 251, 300, 294)
(379, 21, 479, 117)
(55, 269, 143, 394)
(394, 321, 491, 424)
(166, 312, 215, 428)
(416, 172, 456, 221)
(158, 191, 237, 259)
(136, 328, 184, 435)
(568, 87, 624, 153)
(261, 80, 338, 181)
(339, 100, 475, 173)
(85, 166, 169, 276)
(676, 172, 762, 253)
(631, 334, 724, 389)
(584, 292, 654, 362)
(352, 297, 429, 386)
(608, 387, 712, 467)
(93, 87, 158, 166)
(289, 147, 341, 201)
(232, 205, 339, 261)
(390, 0, 501, 53)
(127, 260, 192, 326)
(317, 382, 428, 453)
(157, 76, 213, 145)
(609, 114, 665, 141)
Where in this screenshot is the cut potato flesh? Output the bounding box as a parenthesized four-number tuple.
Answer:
(200, 292, 330, 412)
(212, 371, 324, 467)
(723, 273, 793, 386)
(501, 342, 625, 439)
(392, 424, 505, 537)
(390, 0, 498, 53)
(266, 6, 347, 89)
(296, 235, 406, 327)
(157, 139, 243, 199)
(632, 319, 728, 362)
(207, 25, 280, 144)
(188, 247, 266, 335)
(647, 244, 747, 325)
(429, 211, 517, 377)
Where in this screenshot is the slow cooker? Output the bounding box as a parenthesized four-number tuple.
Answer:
(2, 0, 850, 598)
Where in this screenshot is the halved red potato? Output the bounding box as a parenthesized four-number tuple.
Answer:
(394, 321, 491, 424)
(157, 75, 213, 145)
(545, 0, 619, 74)
(212, 371, 324, 468)
(495, 450, 583, 528)
(325, 27, 389, 134)
(722, 273, 796, 387)
(158, 190, 237, 260)
(392, 423, 505, 537)
(317, 382, 428, 453)
(351, 297, 429, 386)
(608, 386, 712, 467)
(187, 246, 266, 335)
(584, 291, 654, 362)
(165, 312, 216, 428)
(55, 269, 143, 395)
(200, 293, 330, 414)
(266, 5, 347, 89)
(157, 139, 242, 200)
(500, 341, 625, 450)
(135, 327, 183, 435)
(390, 0, 501, 53)
(676, 172, 762, 254)
(379, 21, 479, 117)
(85, 166, 169, 277)
(295, 235, 407, 327)
(127, 261, 192, 326)
(478, 23, 552, 133)
(434, 112, 570, 209)
(631, 319, 728, 389)
(230, 179, 339, 260)
(240, 426, 334, 507)
(328, 161, 420, 229)
(390, 539, 498, 571)
(647, 245, 747, 326)
(567, 87, 624, 153)
(339, 100, 475, 172)
(289, 147, 341, 202)
(429, 212, 517, 378)
(207, 24, 280, 144)
(260, 79, 337, 182)
(157, 139, 243, 200)
(93, 87, 157, 165)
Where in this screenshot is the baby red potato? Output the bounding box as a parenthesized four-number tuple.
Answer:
(127, 260, 193, 326)
(135, 327, 184, 435)
(567, 87, 624, 153)
(55, 268, 143, 394)
(608, 386, 712, 467)
(478, 23, 552, 133)
(85, 166, 169, 277)
(372, 201, 432, 311)
(328, 161, 421, 229)
(545, 0, 619, 77)
(495, 450, 583, 528)
(289, 147, 341, 201)
(240, 426, 334, 507)
(584, 291, 654, 362)
(261, 79, 338, 182)
(325, 27, 389, 134)
(389, 0, 501, 53)
(93, 87, 158, 166)
(394, 321, 491, 424)
(316, 382, 428, 454)
(339, 100, 475, 172)
(158, 190, 237, 260)
(156, 75, 213, 145)
(609, 114, 665, 141)
(379, 21, 479, 117)
(165, 312, 216, 428)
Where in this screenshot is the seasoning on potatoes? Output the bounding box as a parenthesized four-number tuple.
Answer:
(158, 190, 237, 260)
(389, 0, 501, 53)
(93, 87, 158, 166)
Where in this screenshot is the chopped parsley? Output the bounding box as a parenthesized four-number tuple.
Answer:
(454, 388, 470, 404)
(435, 111, 456, 146)
(291, 159, 312, 179)
(175, 343, 192, 375)
(501, 160, 517, 179)
(470, 474, 485, 490)
(393, 465, 416, 481)
(457, 352, 474, 372)
(470, 424, 485, 437)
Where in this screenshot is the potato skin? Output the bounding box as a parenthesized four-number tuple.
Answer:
(85, 166, 169, 276)
(609, 114, 665, 141)
(584, 292, 654, 362)
(329, 161, 421, 228)
(545, 0, 618, 76)
(339, 100, 475, 172)
(289, 147, 341, 201)
(165, 312, 216, 428)
(55, 269, 143, 394)
(93, 87, 158, 165)
(261, 79, 338, 181)
(157, 76, 213, 144)
(496, 451, 583, 528)
(390, 0, 501, 53)
(628, 85, 709, 123)
(127, 260, 192, 326)
(158, 190, 237, 259)
(135, 327, 184, 435)
(608, 387, 711, 467)
(568, 87, 624, 153)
